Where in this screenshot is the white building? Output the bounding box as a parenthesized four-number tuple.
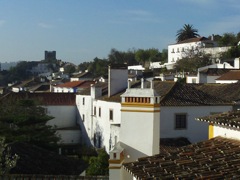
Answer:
(167, 37, 231, 69)
(53, 80, 94, 93)
(76, 64, 128, 151)
(197, 110, 240, 141)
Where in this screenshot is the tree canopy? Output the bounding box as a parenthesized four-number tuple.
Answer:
(176, 24, 200, 42)
(86, 148, 109, 176)
(0, 97, 60, 150)
(174, 50, 212, 73)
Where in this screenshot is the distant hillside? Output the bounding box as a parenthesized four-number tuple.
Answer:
(1, 62, 18, 70)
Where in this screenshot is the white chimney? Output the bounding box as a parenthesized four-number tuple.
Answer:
(141, 78, 144, 89)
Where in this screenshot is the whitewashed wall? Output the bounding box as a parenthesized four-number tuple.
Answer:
(53, 87, 75, 93)
(213, 125, 240, 141)
(46, 105, 77, 128)
(45, 105, 81, 144)
(168, 42, 229, 66)
(57, 130, 81, 144)
(76, 94, 121, 152)
(76, 95, 93, 146)
(160, 106, 232, 143)
(92, 100, 121, 152)
(215, 80, 238, 84)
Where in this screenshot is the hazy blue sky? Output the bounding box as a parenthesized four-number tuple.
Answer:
(0, 0, 240, 65)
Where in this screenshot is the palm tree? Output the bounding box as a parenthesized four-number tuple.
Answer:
(176, 24, 200, 42)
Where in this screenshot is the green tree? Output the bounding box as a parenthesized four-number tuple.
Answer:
(0, 137, 18, 175)
(77, 61, 92, 72)
(135, 48, 160, 67)
(176, 24, 200, 42)
(8, 61, 36, 82)
(174, 50, 212, 72)
(88, 57, 109, 77)
(64, 64, 76, 75)
(0, 98, 60, 150)
(218, 33, 237, 46)
(108, 48, 138, 65)
(160, 49, 168, 64)
(86, 148, 109, 176)
(221, 45, 240, 59)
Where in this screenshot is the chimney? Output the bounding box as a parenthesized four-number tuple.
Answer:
(141, 78, 144, 89)
(108, 64, 128, 97)
(128, 80, 131, 89)
(150, 79, 154, 89)
(91, 84, 102, 99)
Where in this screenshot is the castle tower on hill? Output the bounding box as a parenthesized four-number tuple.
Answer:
(109, 79, 161, 180)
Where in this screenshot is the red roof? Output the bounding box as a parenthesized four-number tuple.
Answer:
(3, 92, 76, 106)
(56, 81, 94, 88)
(216, 70, 240, 80)
(176, 37, 210, 44)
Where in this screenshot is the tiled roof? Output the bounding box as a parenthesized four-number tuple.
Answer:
(216, 70, 240, 80)
(123, 136, 240, 179)
(196, 110, 240, 129)
(199, 68, 231, 76)
(176, 37, 210, 44)
(56, 81, 94, 88)
(72, 71, 93, 79)
(78, 82, 108, 96)
(83, 80, 232, 106)
(194, 83, 240, 102)
(160, 137, 191, 153)
(98, 81, 175, 103)
(2, 92, 76, 105)
(160, 83, 231, 106)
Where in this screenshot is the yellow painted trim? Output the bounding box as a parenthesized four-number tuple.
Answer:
(109, 166, 121, 169)
(121, 109, 161, 113)
(109, 159, 124, 164)
(121, 102, 160, 108)
(209, 123, 214, 139)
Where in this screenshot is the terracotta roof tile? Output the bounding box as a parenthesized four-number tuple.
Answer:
(123, 137, 240, 179)
(199, 68, 231, 76)
(2, 92, 76, 105)
(216, 70, 240, 80)
(160, 83, 231, 106)
(194, 83, 240, 102)
(56, 81, 84, 88)
(160, 137, 191, 153)
(56, 81, 95, 88)
(196, 110, 240, 129)
(176, 37, 210, 44)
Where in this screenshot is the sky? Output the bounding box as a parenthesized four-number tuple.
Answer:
(0, 0, 240, 65)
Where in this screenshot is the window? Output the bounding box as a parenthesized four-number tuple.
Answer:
(175, 114, 187, 129)
(109, 109, 113, 121)
(192, 78, 196, 83)
(82, 114, 85, 122)
(99, 107, 101, 117)
(82, 97, 85, 105)
(94, 106, 96, 116)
